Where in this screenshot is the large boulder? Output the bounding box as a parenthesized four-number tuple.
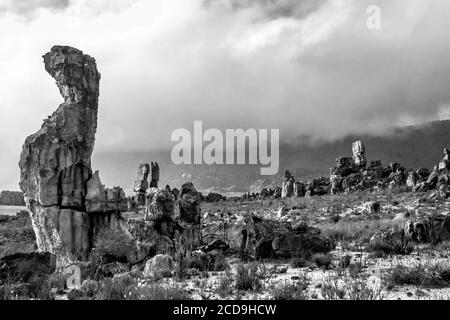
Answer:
(179, 182, 202, 224)
(143, 254, 173, 279)
(145, 188, 180, 222)
(404, 215, 450, 244)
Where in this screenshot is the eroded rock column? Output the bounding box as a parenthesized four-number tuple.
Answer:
(19, 46, 125, 268)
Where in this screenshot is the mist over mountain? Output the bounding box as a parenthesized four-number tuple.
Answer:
(92, 119, 450, 195)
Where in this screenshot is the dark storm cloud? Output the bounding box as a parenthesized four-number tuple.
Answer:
(203, 0, 328, 20)
(2, 0, 450, 190)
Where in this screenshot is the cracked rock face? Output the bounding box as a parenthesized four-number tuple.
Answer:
(19, 46, 124, 267)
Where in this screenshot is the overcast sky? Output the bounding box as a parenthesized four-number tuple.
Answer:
(1, 0, 450, 190)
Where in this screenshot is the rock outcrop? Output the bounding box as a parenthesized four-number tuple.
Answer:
(133, 163, 150, 206)
(150, 162, 160, 188)
(19, 46, 127, 268)
(281, 170, 295, 198)
(129, 172, 202, 261)
(0, 191, 25, 206)
(352, 140, 367, 169)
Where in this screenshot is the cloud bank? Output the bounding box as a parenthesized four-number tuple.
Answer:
(1, 0, 450, 190)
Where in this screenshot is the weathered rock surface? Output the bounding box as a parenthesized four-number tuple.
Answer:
(143, 253, 173, 279)
(0, 211, 36, 259)
(352, 140, 367, 169)
(225, 214, 333, 259)
(0, 191, 25, 206)
(19, 46, 127, 268)
(133, 163, 150, 206)
(150, 162, 160, 188)
(281, 170, 295, 198)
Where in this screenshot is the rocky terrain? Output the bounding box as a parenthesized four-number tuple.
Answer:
(1, 46, 450, 300)
(92, 119, 450, 195)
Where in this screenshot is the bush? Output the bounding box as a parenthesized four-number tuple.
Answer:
(312, 253, 333, 269)
(270, 274, 310, 300)
(91, 228, 136, 265)
(132, 282, 191, 300)
(235, 263, 262, 291)
(321, 275, 383, 300)
(338, 255, 352, 269)
(95, 275, 135, 300)
(291, 257, 307, 268)
(215, 271, 234, 297)
(385, 261, 450, 288)
(368, 239, 413, 256)
(94, 275, 191, 300)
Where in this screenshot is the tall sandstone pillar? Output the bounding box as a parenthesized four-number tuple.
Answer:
(19, 46, 126, 268)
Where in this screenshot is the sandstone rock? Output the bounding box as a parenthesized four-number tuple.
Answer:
(145, 188, 180, 222)
(336, 157, 354, 168)
(150, 162, 160, 188)
(205, 192, 224, 202)
(403, 215, 450, 244)
(293, 182, 305, 197)
(0, 212, 36, 259)
(127, 218, 175, 255)
(271, 232, 333, 258)
(179, 182, 202, 224)
(281, 170, 295, 198)
(86, 171, 127, 213)
(143, 254, 173, 279)
(330, 174, 342, 195)
(274, 187, 282, 198)
(404, 220, 428, 243)
(171, 188, 180, 200)
(260, 188, 270, 198)
(19, 46, 127, 268)
(0, 191, 25, 206)
(133, 163, 150, 206)
(352, 141, 367, 169)
(406, 171, 417, 190)
(416, 168, 430, 180)
(369, 227, 408, 253)
(277, 203, 287, 218)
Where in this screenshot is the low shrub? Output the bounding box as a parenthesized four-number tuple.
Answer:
(385, 261, 450, 288)
(235, 263, 262, 291)
(270, 273, 310, 300)
(312, 253, 334, 269)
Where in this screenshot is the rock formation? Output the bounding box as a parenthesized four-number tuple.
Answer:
(293, 181, 305, 197)
(128, 165, 202, 260)
(281, 170, 294, 198)
(352, 140, 367, 169)
(150, 162, 160, 188)
(133, 163, 150, 206)
(19, 46, 127, 268)
(0, 191, 25, 206)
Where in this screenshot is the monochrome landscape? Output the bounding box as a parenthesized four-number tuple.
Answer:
(1, 0, 450, 302)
